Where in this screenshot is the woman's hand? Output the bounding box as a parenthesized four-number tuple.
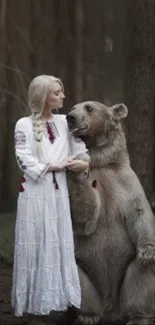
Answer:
(46, 156, 89, 173)
(47, 162, 67, 173)
(54, 156, 75, 171)
(67, 159, 89, 173)
(53, 163, 67, 172)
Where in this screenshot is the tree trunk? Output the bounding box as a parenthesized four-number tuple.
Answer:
(74, 0, 84, 103)
(125, 0, 155, 200)
(83, 0, 105, 101)
(1, 0, 32, 211)
(0, 0, 8, 205)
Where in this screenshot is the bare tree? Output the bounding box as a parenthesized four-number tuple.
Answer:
(0, 0, 32, 210)
(0, 0, 8, 206)
(125, 0, 155, 200)
(83, 0, 105, 101)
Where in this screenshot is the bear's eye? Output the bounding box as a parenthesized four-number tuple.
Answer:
(85, 104, 93, 113)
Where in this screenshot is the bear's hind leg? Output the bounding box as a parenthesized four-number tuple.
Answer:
(119, 260, 155, 325)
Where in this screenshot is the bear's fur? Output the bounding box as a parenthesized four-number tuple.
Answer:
(66, 102, 155, 325)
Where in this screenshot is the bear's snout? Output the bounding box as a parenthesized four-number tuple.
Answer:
(66, 113, 77, 130)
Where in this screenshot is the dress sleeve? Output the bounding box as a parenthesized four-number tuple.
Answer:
(14, 119, 50, 182)
(69, 133, 90, 179)
(69, 132, 89, 158)
(58, 114, 89, 158)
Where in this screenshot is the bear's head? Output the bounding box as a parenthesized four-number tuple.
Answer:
(66, 101, 128, 143)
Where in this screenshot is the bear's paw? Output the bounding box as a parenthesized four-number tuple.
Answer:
(77, 315, 101, 325)
(137, 244, 155, 265)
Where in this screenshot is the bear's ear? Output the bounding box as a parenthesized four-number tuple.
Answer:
(111, 103, 128, 120)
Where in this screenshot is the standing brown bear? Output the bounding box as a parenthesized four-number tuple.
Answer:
(66, 101, 155, 325)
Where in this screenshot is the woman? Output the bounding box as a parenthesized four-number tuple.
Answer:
(11, 75, 89, 319)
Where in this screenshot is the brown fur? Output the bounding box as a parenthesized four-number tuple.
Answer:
(66, 101, 155, 325)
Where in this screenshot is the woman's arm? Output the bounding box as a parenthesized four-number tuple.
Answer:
(67, 159, 89, 173)
(68, 131, 90, 174)
(15, 119, 51, 182)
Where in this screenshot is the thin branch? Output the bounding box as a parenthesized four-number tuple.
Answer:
(0, 0, 7, 28)
(75, 0, 84, 102)
(0, 88, 27, 110)
(11, 57, 29, 103)
(0, 63, 30, 81)
(7, 11, 35, 52)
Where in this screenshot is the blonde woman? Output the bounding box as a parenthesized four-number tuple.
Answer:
(11, 75, 89, 320)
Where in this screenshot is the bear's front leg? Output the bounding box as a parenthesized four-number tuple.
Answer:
(125, 195, 155, 266)
(119, 259, 155, 325)
(67, 171, 101, 236)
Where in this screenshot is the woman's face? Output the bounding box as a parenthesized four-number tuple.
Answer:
(44, 81, 65, 111)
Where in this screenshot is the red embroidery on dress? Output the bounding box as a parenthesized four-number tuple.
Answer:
(52, 171, 59, 189)
(46, 121, 55, 143)
(15, 130, 26, 147)
(19, 176, 26, 192)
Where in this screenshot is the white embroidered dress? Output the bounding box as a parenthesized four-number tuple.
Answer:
(11, 114, 88, 316)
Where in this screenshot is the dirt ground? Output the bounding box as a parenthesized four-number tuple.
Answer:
(0, 262, 58, 325)
(2, 262, 155, 325)
(0, 262, 28, 325)
(0, 262, 77, 325)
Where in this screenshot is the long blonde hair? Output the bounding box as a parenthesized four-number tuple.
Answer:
(28, 75, 63, 142)
(28, 75, 63, 159)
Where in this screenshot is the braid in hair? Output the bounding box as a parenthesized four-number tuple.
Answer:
(32, 113, 44, 142)
(28, 75, 64, 158)
(31, 113, 45, 159)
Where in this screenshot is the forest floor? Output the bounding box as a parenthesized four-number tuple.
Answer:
(0, 261, 59, 325)
(1, 211, 155, 325)
(0, 261, 29, 325)
(0, 261, 74, 325)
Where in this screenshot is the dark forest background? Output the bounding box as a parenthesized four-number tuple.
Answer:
(0, 0, 155, 240)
